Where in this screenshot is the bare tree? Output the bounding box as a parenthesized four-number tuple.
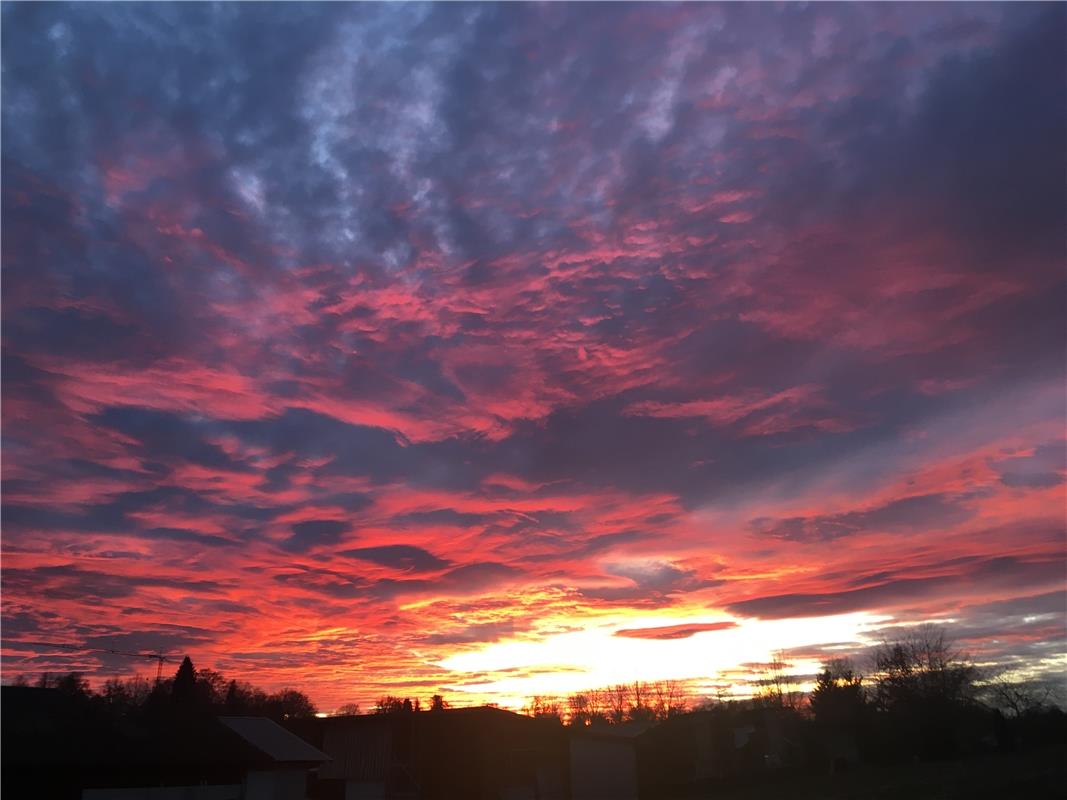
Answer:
(871, 625, 978, 713)
(567, 691, 591, 726)
(980, 674, 1059, 718)
(652, 679, 688, 720)
(757, 652, 803, 710)
(526, 695, 563, 723)
(606, 684, 630, 724)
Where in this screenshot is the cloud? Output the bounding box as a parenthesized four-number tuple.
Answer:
(748, 492, 975, 543)
(283, 519, 353, 553)
(614, 621, 737, 640)
(341, 544, 450, 573)
(990, 442, 1065, 489)
(725, 555, 1064, 620)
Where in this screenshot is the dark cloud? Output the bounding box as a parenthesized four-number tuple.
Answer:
(142, 527, 237, 549)
(423, 619, 517, 646)
(284, 519, 353, 553)
(725, 555, 1064, 620)
(749, 492, 975, 543)
(341, 544, 450, 573)
(92, 407, 247, 472)
(990, 442, 1065, 489)
(2, 564, 225, 602)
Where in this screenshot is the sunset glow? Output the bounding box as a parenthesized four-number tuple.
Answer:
(2, 2, 1064, 713)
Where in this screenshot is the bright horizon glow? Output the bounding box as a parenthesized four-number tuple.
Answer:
(437, 611, 889, 706)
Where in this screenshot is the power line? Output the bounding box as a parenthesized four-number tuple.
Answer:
(17, 640, 176, 683)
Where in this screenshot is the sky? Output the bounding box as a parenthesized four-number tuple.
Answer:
(2, 2, 1065, 712)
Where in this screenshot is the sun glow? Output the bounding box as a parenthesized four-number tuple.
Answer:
(437, 611, 889, 705)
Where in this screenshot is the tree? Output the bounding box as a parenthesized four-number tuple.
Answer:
(224, 679, 243, 713)
(265, 689, 317, 720)
(756, 652, 803, 710)
(375, 696, 407, 714)
(810, 658, 866, 727)
(627, 681, 655, 723)
(871, 626, 978, 713)
(172, 656, 197, 703)
(336, 702, 363, 716)
(430, 694, 448, 712)
(981, 675, 1058, 719)
(606, 684, 629, 724)
(652, 679, 688, 720)
(102, 676, 152, 714)
(567, 692, 591, 726)
(195, 669, 228, 706)
(870, 625, 979, 759)
(54, 672, 92, 699)
(526, 695, 563, 724)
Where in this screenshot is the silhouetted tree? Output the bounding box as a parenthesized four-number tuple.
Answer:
(756, 652, 803, 710)
(627, 681, 655, 722)
(172, 656, 197, 704)
(375, 695, 407, 714)
(872, 626, 977, 713)
(871, 625, 979, 759)
(526, 695, 563, 724)
(54, 672, 92, 699)
(265, 689, 317, 720)
(102, 676, 152, 714)
(652, 679, 688, 720)
(607, 684, 629, 724)
(810, 658, 865, 727)
(224, 679, 242, 713)
(336, 702, 363, 716)
(430, 694, 448, 712)
(981, 675, 1058, 719)
(567, 692, 591, 726)
(195, 668, 228, 707)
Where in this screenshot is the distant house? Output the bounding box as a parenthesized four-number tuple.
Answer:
(288, 706, 568, 800)
(636, 705, 806, 797)
(569, 722, 647, 800)
(1, 686, 328, 800)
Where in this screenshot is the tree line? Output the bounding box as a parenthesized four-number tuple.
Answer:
(525, 678, 690, 725)
(19, 655, 318, 723)
(11, 624, 1065, 763)
(516, 625, 1065, 766)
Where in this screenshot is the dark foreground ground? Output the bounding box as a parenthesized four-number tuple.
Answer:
(653, 747, 1067, 800)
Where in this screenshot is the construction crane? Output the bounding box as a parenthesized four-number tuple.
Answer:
(24, 641, 175, 683)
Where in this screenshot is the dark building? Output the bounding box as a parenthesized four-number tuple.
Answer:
(636, 705, 806, 798)
(568, 722, 646, 800)
(1, 686, 328, 799)
(288, 706, 568, 800)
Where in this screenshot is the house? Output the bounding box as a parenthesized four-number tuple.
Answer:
(568, 722, 647, 800)
(288, 706, 568, 800)
(1, 686, 328, 800)
(636, 705, 806, 797)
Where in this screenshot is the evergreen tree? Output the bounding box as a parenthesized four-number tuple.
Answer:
(172, 656, 197, 704)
